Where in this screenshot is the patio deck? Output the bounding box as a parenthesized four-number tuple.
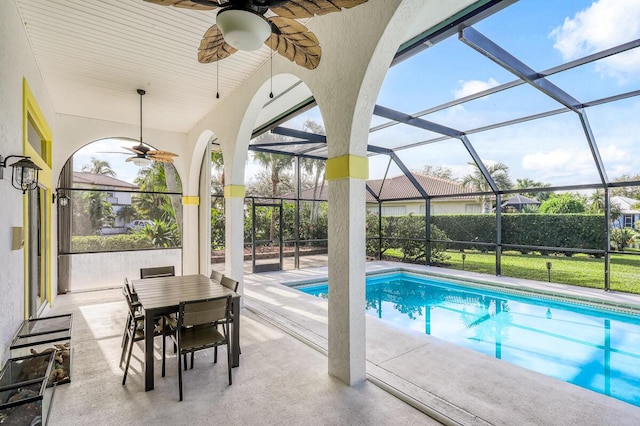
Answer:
(46, 262, 640, 425)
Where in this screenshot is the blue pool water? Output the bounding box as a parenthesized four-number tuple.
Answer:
(297, 272, 640, 407)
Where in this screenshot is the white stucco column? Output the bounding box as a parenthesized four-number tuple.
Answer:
(224, 185, 246, 297)
(182, 196, 200, 274)
(326, 155, 368, 384)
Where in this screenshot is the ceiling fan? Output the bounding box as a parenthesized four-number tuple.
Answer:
(144, 0, 369, 70)
(124, 89, 179, 166)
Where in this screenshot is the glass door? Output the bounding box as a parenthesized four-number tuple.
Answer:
(27, 186, 47, 317)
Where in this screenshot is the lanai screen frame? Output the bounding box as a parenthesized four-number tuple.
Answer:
(211, 0, 640, 290)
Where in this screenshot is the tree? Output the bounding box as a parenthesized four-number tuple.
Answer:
(610, 228, 635, 251)
(539, 193, 586, 213)
(251, 133, 294, 239)
(135, 162, 176, 222)
(81, 157, 116, 176)
(82, 191, 114, 232)
(586, 189, 606, 214)
(301, 119, 327, 226)
(462, 162, 512, 213)
(611, 174, 640, 199)
(211, 148, 224, 194)
(117, 205, 136, 225)
(514, 178, 551, 202)
(420, 165, 454, 181)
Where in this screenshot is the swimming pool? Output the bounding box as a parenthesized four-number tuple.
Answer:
(297, 272, 640, 407)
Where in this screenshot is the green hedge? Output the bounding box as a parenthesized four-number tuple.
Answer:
(366, 214, 450, 263)
(71, 234, 154, 252)
(432, 213, 607, 254)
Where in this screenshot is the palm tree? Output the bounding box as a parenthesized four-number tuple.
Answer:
(462, 162, 512, 213)
(211, 148, 224, 193)
(587, 189, 606, 214)
(252, 132, 294, 239)
(301, 119, 326, 226)
(82, 157, 116, 176)
(134, 162, 181, 240)
(514, 178, 551, 201)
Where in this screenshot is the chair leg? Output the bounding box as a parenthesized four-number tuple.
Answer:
(178, 350, 183, 401)
(190, 351, 194, 369)
(120, 326, 131, 368)
(122, 333, 135, 385)
(214, 346, 218, 364)
(226, 337, 232, 385)
(121, 315, 130, 348)
(162, 336, 166, 378)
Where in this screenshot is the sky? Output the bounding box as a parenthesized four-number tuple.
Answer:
(73, 0, 640, 191)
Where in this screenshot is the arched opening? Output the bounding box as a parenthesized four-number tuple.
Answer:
(57, 137, 183, 292)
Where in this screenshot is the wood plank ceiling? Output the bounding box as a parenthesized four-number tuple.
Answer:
(15, 0, 273, 132)
(14, 0, 470, 136)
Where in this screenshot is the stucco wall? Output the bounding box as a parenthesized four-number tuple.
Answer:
(0, 1, 57, 367)
(64, 249, 182, 292)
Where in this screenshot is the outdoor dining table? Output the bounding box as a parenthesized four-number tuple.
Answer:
(132, 274, 241, 391)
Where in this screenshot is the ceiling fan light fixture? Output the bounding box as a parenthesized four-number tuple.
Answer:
(216, 8, 271, 51)
(132, 156, 152, 167)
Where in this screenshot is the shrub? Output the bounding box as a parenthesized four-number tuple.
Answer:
(71, 234, 153, 252)
(611, 228, 636, 251)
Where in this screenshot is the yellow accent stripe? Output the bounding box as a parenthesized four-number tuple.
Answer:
(224, 185, 245, 198)
(182, 196, 199, 205)
(22, 79, 54, 313)
(326, 155, 368, 180)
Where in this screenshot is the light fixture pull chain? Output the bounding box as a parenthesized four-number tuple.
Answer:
(216, 60, 220, 99)
(269, 36, 274, 99)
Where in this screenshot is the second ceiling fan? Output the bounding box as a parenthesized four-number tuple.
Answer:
(144, 0, 369, 70)
(124, 89, 178, 166)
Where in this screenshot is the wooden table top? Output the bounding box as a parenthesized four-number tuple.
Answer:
(132, 274, 238, 311)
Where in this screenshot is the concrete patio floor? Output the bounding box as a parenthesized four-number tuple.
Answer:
(45, 281, 436, 425)
(46, 261, 640, 425)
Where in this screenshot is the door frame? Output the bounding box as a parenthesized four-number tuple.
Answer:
(22, 79, 53, 318)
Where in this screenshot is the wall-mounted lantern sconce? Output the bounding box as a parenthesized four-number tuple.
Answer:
(0, 155, 41, 194)
(546, 261, 552, 282)
(53, 191, 70, 207)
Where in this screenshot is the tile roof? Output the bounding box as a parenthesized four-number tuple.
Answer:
(292, 173, 478, 202)
(73, 172, 138, 189)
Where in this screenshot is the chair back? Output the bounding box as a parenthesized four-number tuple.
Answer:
(123, 283, 139, 316)
(210, 270, 224, 283)
(140, 266, 175, 279)
(220, 276, 239, 292)
(179, 296, 231, 329)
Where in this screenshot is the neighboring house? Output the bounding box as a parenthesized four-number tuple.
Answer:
(290, 173, 484, 215)
(610, 196, 640, 229)
(366, 173, 485, 215)
(73, 172, 138, 227)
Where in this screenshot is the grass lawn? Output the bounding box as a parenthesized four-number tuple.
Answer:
(383, 249, 640, 294)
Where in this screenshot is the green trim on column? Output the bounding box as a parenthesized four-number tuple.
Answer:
(224, 185, 246, 198)
(326, 155, 369, 180)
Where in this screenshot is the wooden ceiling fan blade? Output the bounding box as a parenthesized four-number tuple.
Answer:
(147, 150, 178, 157)
(151, 157, 174, 163)
(198, 24, 238, 63)
(125, 156, 135, 162)
(271, 0, 369, 19)
(143, 0, 219, 11)
(268, 17, 321, 70)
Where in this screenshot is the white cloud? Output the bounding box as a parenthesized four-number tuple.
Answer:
(549, 0, 640, 83)
(454, 78, 499, 99)
(522, 149, 596, 181)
